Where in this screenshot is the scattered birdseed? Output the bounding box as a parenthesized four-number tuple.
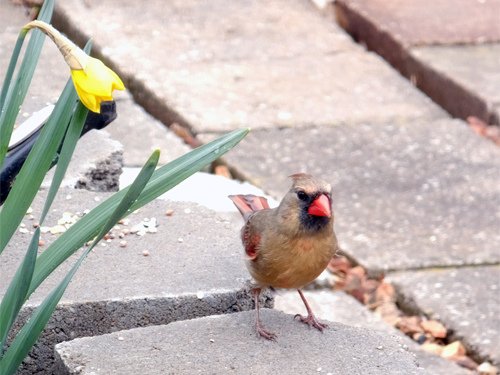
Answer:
(50, 225, 66, 234)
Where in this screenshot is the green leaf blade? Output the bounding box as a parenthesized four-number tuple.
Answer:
(28, 128, 249, 297)
(0, 229, 39, 355)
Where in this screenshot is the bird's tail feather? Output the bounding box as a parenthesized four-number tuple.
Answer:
(228, 194, 270, 220)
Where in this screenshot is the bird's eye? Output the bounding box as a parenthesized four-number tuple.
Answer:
(297, 191, 308, 201)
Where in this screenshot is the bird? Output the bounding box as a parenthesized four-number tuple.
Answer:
(229, 173, 338, 340)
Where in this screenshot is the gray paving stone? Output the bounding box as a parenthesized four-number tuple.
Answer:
(335, 0, 500, 46)
(54, 0, 446, 133)
(389, 266, 500, 366)
(275, 290, 470, 375)
(0, 3, 67, 117)
(0, 3, 188, 167)
(43, 129, 123, 192)
(1, 188, 262, 374)
(211, 118, 500, 272)
(411, 44, 500, 122)
(54, 309, 422, 375)
(106, 91, 192, 166)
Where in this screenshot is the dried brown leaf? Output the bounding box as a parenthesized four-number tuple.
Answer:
(421, 342, 443, 356)
(441, 341, 466, 359)
(396, 316, 423, 335)
(328, 256, 352, 275)
(421, 319, 447, 339)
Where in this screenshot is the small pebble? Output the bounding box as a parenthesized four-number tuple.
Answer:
(19, 228, 29, 234)
(119, 240, 127, 248)
(65, 194, 72, 200)
(178, 237, 184, 243)
(209, 339, 215, 343)
(20, 223, 26, 228)
(142, 250, 150, 257)
(184, 208, 191, 214)
(26, 207, 33, 214)
(38, 240, 45, 247)
(165, 209, 174, 216)
(376, 346, 383, 350)
(94, 196, 101, 202)
(117, 336, 124, 341)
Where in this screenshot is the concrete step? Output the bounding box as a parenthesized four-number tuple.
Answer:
(334, 0, 500, 124)
(0, 3, 189, 168)
(389, 266, 500, 366)
(54, 309, 423, 375)
(53, 0, 447, 134)
(218, 117, 500, 273)
(2, 188, 266, 374)
(275, 290, 470, 375)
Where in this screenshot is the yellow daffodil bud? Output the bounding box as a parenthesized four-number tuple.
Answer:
(23, 20, 124, 113)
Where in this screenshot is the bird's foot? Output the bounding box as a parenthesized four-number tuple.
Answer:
(294, 313, 328, 332)
(256, 321, 277, 341)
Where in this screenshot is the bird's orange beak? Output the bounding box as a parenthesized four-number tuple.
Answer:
(307, 194, 331, 217)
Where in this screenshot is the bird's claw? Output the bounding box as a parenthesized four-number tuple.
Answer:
(256, 322, 277, 341)
(294, 313, 328, 332)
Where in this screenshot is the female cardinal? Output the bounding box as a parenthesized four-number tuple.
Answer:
(229, 173, 338, 340)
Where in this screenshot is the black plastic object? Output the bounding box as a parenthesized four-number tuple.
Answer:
(0, 101, 117, 205)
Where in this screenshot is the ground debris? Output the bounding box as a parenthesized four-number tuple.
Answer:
(327, 255, 480, 371)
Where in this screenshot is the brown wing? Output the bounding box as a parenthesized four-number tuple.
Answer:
(229, 194, 270, 260)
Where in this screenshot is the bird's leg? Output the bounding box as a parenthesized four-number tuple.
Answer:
(294, 289, 328, 331)
(252, 288, 276, 341)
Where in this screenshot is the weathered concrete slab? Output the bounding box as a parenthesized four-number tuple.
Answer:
(410, 44, 500, 123)
(0, 3, 188, 166)
(106, 91, 191, 166)
(211, 118, 500, 272)
(0, 3, 67, 118)
(43, 129, 123, 192)
(54, 309, 422, 375)
(389, 266, 500, 366)
(335, 0, 500, 46)
(275, 290, 470, 375)
(334, 0, 500, 124)
(54, 0, 446, 133)
(1, 188, 260, 374)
